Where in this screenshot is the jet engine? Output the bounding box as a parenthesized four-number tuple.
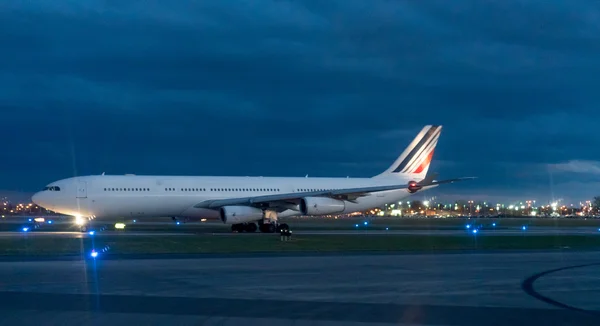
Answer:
(300, 197, 345, 216)
(407, 181, 422, 193)
(219, 206, 263, 224)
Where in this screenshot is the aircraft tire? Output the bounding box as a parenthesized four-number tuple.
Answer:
(261, 223, 276, 233)
(245, 222, 257, 233)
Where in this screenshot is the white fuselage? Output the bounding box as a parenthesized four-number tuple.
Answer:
(31, 175, 433, 221)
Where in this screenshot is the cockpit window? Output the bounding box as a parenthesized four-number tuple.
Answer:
(42, 186, 61, 191)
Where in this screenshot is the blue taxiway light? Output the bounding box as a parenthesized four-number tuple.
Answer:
(355, 224, 359, 228)
(363, 221, 368, 226)
(89, 231, 95, 235)
(492, 223, 496, 227)
(472, 229, 478, 234)
(465, 224, 471, 229)
(385, 227, 389, 231)
(47, 220, 53, 224)
(176, 221, 180, 225)
(522, 226, 527, 231)
(90, 250, 98, 258)
(22, 227, 29, 232)
(27, 218, 32, 222)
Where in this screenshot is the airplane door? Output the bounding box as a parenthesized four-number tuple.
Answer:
(76, 181, 87, 198)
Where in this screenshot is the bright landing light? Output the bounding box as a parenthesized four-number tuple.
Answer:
(75, 215, 85, 226)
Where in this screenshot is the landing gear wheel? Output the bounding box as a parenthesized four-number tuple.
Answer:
(231, 224, 244, 233)
(260, 223, 276, 233)
(245, 223, 257, 233)
(278, 223, 289, 232)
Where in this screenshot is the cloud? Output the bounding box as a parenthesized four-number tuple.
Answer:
(1, 0, 600, 203)
(550, 160, 600, 175)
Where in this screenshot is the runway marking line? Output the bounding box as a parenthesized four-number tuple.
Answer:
(521, 262, 600, 316)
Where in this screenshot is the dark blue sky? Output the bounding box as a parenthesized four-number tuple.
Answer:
(1, 1, 600, 203)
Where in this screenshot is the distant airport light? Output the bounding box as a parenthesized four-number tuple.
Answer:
(90, 250, 98, 258)
(355, 224, 359, 228)
(133, 220, 137, 223)
(363, 221, 368, 226)
(34, 217, 45, 223)
(385, 227, 389, 231)
(88, 231, 95, 236)
(28, 218, 32, 222)
(472, 229, 478, 234)
(115, 223, 126, 229)
(522, 225, 527, 231)
(22, 227, 29, 232)
(465, 224, 471, 229)
(176, 221, 180, 225)
(47, 220, 53, 224)
(492, 223, 496, 227)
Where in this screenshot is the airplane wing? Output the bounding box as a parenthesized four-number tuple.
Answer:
(193, 177, 476, 209)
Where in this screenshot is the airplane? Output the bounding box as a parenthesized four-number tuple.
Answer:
(31, 125, 474, 233)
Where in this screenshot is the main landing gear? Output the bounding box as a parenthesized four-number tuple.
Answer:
(230, 222, 290, 233)
(231, 222, 258, 233)
(231, 209, 289, 233)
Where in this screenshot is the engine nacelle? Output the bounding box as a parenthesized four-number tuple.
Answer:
(219, 206, 263, 224)
(300, 197, 345, 216)
(407, 180, 422, 193)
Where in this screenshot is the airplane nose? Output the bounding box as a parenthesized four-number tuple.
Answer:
(31, 192, 40, 205)
(31, 192, 46, 208)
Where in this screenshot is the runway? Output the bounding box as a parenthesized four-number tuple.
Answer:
(293, 227, 600, 236)
(0, 251, 598, 325)
(1, 226, 599, 238)
(0, 231, 194, 238)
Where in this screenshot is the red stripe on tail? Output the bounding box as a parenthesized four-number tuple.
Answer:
(412, 150, 434, 174)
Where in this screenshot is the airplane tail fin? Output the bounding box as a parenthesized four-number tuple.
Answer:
(373, 125, 442, 180)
